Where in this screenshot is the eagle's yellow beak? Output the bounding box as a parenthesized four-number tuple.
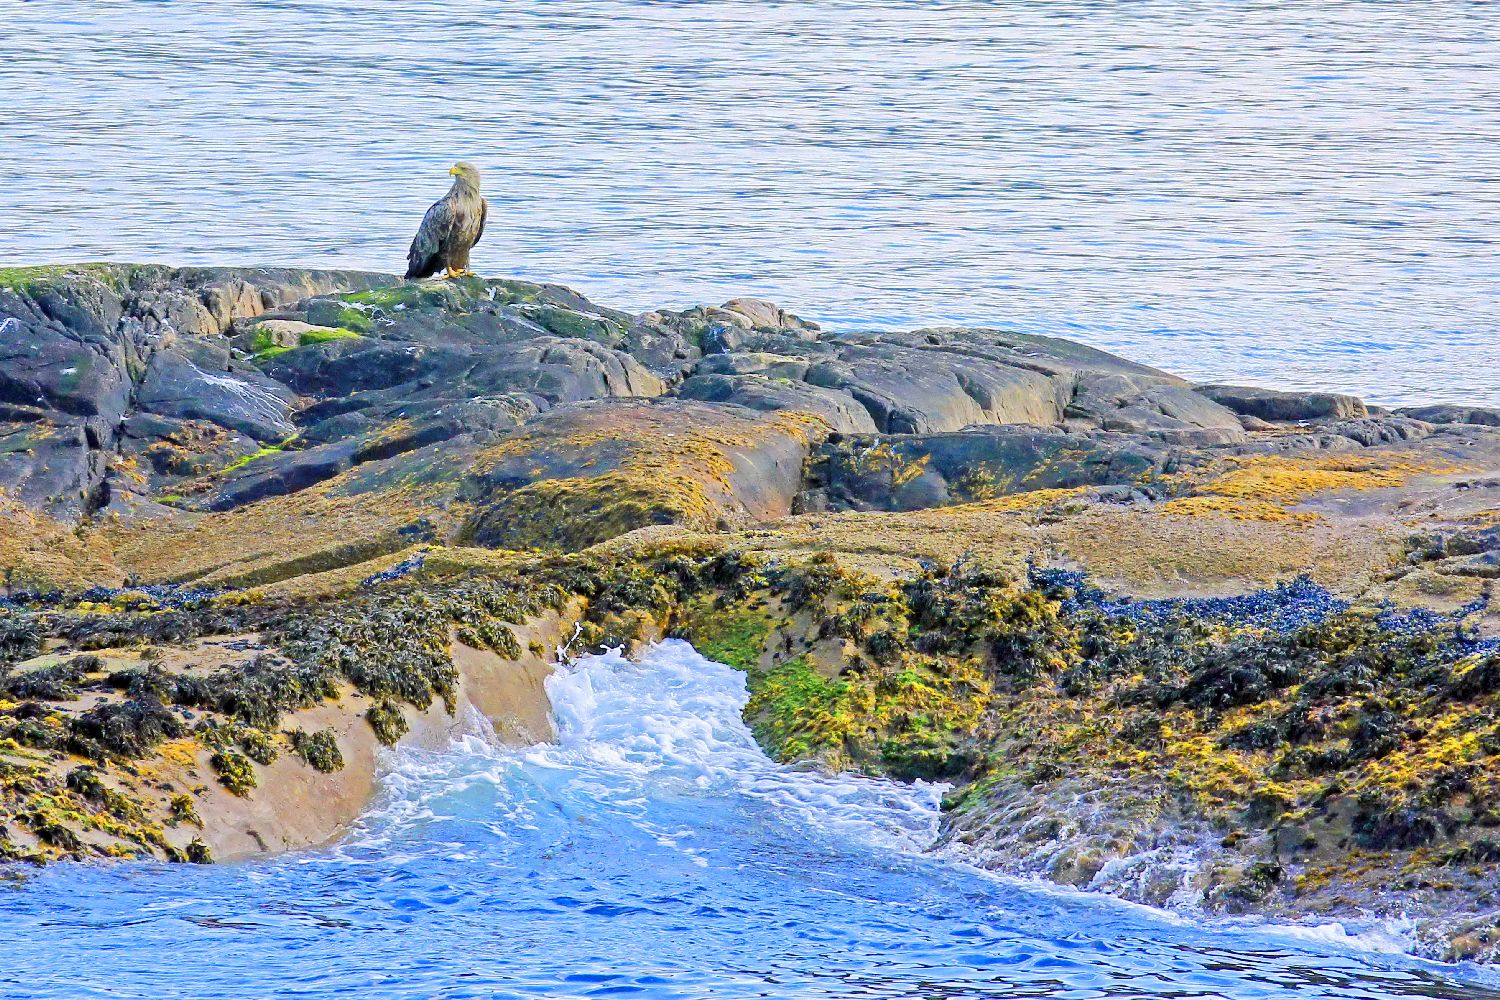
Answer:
(449, 166, 460, 176)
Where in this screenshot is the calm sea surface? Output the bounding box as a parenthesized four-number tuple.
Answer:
(5, 642, 1500, 999)
(1, 1, 1498, 405)
(3, 5, 1500, 994)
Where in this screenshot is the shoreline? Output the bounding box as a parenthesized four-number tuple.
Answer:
(2, 261, 1499, 963)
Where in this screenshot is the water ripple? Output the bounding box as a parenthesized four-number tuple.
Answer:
(1, 1, 1497, 405)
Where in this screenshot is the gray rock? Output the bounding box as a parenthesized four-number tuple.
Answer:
(264, 339, 466, 397)
(803, 348, 1064, 433)
(1398, 404, 1500, 427)
(1196, 384, 1367, 422)
(460, 398, 814, 548)
(719, 298, 818, 332)
(693, 352, 812, 381)
(0, 419, 104, 515)
(808, 425, 1178, 512)
(5, 264, 1490, 549)
(1068, 372, 1246, 443)
(136, 348, 297, 442)
(0, 282, 131, 421)
(205, 439, 364, 510)
(1321, 416, 1433, 447)
(0, 264, 390, 514)
(675, 373, 878, 434)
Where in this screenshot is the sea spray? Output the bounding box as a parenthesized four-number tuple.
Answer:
(349, 640, 944, 857)
(353, 641, 1435, 968)
(3, 642, 1492, 996)
(539, 641, 946, 853)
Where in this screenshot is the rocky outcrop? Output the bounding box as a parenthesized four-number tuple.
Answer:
(4, 266, 1400, 552)
(0, 265, 387, 518)
(4, 263, 1500, 963)
(1196, 383, 1368, 422)
(1, 264, 1310, 584)
(1400, 404, 1500, 427)
(458, 398, 823, 549)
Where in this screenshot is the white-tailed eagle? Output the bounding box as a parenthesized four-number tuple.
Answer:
(405, 162, 487, 280)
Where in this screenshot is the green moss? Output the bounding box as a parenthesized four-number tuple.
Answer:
(521, 305, 624, 346)
(681, 604, 772, 674)
(219, 445, 280, 474)
(0, 263, 131, 294)
(251, 325, 362, 361)
(342, 284, 431, 309)
(299, 327, 361, 346)
(332, 306, 373, 333)
(747, 655, 850, 762)
(216, 437, 298, 476)
(941, 764, 1016, 812)
(487, 279, 543, 304)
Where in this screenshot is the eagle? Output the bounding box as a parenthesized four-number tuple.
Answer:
(404, 162, 488, 280)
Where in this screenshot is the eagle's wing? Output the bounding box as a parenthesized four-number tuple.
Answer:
(405, 196, 457, 279)
(473, 198, 488, 249)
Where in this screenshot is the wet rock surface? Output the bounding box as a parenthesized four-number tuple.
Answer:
(2, 263, 1500, 962)
(1196, 383, 1368, 423)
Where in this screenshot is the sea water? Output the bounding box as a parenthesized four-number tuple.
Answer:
(1, 1, 1498, 405)
(3, 641, 1499, 999)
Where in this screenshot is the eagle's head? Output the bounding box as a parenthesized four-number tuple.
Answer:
(449, 162, 482, 192)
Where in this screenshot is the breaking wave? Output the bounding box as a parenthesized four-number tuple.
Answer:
(3, 641, 1499, 998)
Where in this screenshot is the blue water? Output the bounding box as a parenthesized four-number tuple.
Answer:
(2, 1, 1498, 405)
(3, 3, 1500, 992)
(4, 642, 1499, 999)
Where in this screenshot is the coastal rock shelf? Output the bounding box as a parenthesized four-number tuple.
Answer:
(2, 264, 1500, 961)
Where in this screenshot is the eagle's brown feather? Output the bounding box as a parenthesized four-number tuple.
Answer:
(405, 163, 486, 279)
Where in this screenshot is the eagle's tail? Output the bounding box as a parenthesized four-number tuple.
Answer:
(405, 253, 436, 280)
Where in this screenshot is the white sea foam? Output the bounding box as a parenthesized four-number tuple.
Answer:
(933, 835, 1434, 964)
(349, 640, 943, 855)
(537, 640, 945, 851)
(347, 641, 1456, 972)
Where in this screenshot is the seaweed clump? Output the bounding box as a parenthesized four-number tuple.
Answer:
(210, 750, 257, 797)
(365, 700, 408, 747)
(4, 655, 101, 700)
(288, 728, 344, 773)
(68, 697, 186, 759)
